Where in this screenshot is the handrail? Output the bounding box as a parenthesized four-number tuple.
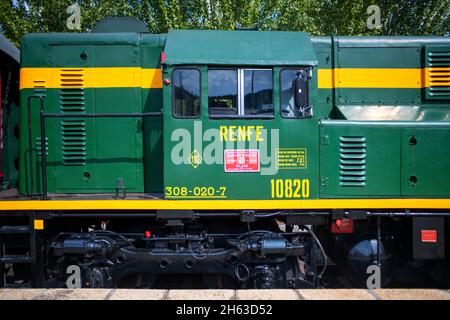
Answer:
(42, 112, 163, 118)
(27, 95, 45, 198)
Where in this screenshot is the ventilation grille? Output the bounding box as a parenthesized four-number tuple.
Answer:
(60, 88, 85, 112)
(35, 137, 48, 156)
(59, 69, 85, 112)
(425, 46, 450, 100)
(339, 136, 366, 187)
(59, 69, 85, 88)
(59, 69, 86, 165)
(33, 80, 46, 95)
(61, 120, 87, 165)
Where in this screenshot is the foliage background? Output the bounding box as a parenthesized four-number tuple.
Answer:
(0, 0, 449, 47)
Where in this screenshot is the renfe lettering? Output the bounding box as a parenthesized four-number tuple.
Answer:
(219, 125, 264, 142)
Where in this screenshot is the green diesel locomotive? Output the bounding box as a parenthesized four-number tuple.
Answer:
(1, 19, 449, 288)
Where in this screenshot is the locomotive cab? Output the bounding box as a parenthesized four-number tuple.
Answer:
(162, 30, 318, 201)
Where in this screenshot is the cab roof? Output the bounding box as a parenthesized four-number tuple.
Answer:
(164, 30, 318, 66)
(0, 34, 20, 63)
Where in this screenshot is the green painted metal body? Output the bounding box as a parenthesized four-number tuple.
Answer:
(18, 31, 450, 200)
(19, 33, 165, 194)
(320, 121, 450, 198)
(162, 66, 321, 199)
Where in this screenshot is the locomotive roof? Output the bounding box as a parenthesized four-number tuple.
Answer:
(163, 30, 318, 66)
(0, 33, 19, 63)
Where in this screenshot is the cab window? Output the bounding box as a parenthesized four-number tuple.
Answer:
(243, 69, 273, 116)
(208, 68, 273, 118)
(173, 68, 201, 118)
(208, 69, 238, 116)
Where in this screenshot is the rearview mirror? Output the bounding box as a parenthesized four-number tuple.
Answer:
(292, 70, 312, 118)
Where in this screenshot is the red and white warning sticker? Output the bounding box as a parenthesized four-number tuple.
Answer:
(421, 230, 437, 243)
(224, 149, 260, 172)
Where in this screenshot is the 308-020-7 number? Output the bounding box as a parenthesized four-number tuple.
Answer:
(165, 186, 227, 198)
(270, 179, 310, 199)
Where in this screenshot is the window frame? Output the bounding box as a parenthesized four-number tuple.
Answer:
(279, 67, 311, 119)
(208, 67, 275, 119)
(171, 66, 202, 119)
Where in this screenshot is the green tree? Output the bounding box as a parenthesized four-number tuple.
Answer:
(0, 0, 448, 48)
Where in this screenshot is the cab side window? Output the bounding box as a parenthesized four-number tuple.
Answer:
(208, 68, 273, 118)
(173, 68, 201, 118)
(208, 69, 238, 116)
(243, 69, 273, 116)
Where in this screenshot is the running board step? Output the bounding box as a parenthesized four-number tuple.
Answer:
(0, 226, 31, 234)
(2, 283, 32, 288)
(0, 255, 32, 263)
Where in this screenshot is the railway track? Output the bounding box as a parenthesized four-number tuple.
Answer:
(0, 288, 449, 300)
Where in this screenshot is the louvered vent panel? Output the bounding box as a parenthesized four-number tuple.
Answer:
(425, 46, 450, 100)
(59, 69, 87, 165)
(35, 137, 48, 156)
(60, 88, 85, 112)
(339, 136, 366, 187)
(61, 120, 87, 165)
(60, 69, 85, 88)
(33, 80, 46, 96)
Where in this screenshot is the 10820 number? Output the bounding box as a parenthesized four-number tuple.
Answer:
(270, 179, 310, 199)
